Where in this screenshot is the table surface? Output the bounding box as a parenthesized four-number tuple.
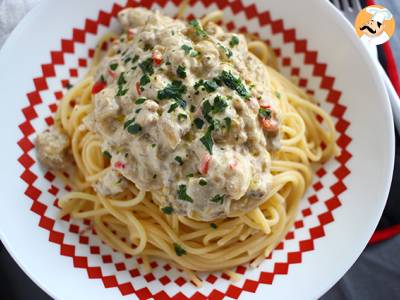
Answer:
(0, 0, 399, 299)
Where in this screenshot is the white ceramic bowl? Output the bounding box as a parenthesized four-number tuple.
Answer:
(0, 0, 394, 299)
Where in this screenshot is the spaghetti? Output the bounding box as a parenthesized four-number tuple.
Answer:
(41, 7, 336, 285)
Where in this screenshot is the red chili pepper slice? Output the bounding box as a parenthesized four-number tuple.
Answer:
(152, 51, 163, 65)
(91, 81, 107, 94)
(199, 154, 211, 175)
(136, 82, 141, 95)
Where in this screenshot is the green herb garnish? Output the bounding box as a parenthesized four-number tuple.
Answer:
(212, 96, 228, 114)
(116, 87, 128, 96)
(190, 50, 200, 57)
(193, 118, 204, 129)
(127, 123, 142, 134)
(143, 43, 154, 51)
(194, 79, 219, 93)
(168, 103, 179, 113)
(200, 128, 213, 154)
(219, 70, 249, 98)
(210, 223, 217, 229)
(174, 243, 187, 256)
(259, 107, 272, 119)
(109, 63, 118, 71)
(157, 80, 187, 108)
(102, 151, 112, 159)
(210, 194, 224, 204)
(224, 117, 232, 131)
(199, 178, 208, 186)
(175, 156, 184, 165)
(123, 118, 135, 129)
(140, 74, 150, 86)
(132, 55, 139, 64)
(178, 113, 187, 122)
(135, 97, 146, 105)
(139, 58, 154, 75)
(176, 65, 187, 79)
(117, 72, 127, 86)
(162, 206, 173, 214)
(229, 36, 239, 47)
(181, 44, 192, 55)
(189, 19, 208, 38)
(218, 43, 233, 58)
(177, 184, 193, 202)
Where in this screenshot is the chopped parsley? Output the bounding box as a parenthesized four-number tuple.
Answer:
(194, 79, 219, 93)
(187, 173, 194, 178)
(140, 74, 150, 86)
(139, 58, 154, 75)
(224, 117, 232, 131)
(176, 65, 187, 79)
(212, 96, 228, 114)
(102, 151, 112, 159)
(210, 194, 224, 204)
(199, 178, 208, 186)
(165, 60, 171, 66)
(174, 243, 187, 256)
(193, 118, 204, 129)
(161, 206, 173, 214)
(132, 55, 139, 64)
(175, 156, 184, 165)
(259, 107, 272, 119)
(202, 96, 228, 122)
(210, 223, 218, 229)
(143, 43, 154, 51)
(135, 97, 146, 104)
(181, 44, 192, 55)
(157, 80, 187, 108)
(100, 74, 106, 83)
(177, 184, 193, 202)
(181, 44, 199, 57)
(189, 19, 208, 38)
(229, 36, 239, 47)
(219, 71, 250, 99)
(116, 87, 128, 96)
(123, 118, 135, 129)
(202, 100, 213, 117)
(168, 103, 179, 113)
(275, 91, 281, 99)
(200, 128, 213, 154)
(151, 143, 156, 148)
(127, 123, 142, 134)
(178, 113, 187, 122)
(190, 50, 200, 57)
(117, 72, 127, 86)
(109, 63, 118, 71)
(190, 105, 196, 113)
(124, 56, 132, 64)
(218, 43, 233, 58)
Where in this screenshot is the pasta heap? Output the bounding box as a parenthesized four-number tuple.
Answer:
(46, 7, 336, 286)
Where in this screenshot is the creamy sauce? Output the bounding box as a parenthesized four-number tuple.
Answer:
(37, 8, 281, 221)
